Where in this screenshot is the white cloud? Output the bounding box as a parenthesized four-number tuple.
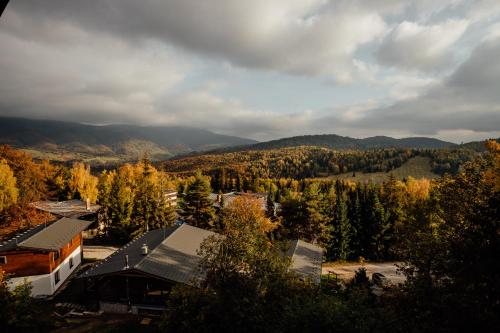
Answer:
(377, 19, 469, 71)
(0, 0, 498, 143)
(5, 0, 388, 82)
(466, 0, 500, 22)
(383, 74, 438, 100)
(356, 35, 500, 135)
(0, 23, 189, 124)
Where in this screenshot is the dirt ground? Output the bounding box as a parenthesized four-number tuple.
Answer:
(50, 314, 158, 333)
(323, 262, 406, 285)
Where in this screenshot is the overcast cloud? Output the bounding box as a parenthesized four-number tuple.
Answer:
(0, 0, 499, 142)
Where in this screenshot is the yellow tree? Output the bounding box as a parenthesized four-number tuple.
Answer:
(485, 139, 500, 191)
(221, 196, 278, 236)
(0, 159, 18, 213)
(69, 162, 98, 203)
(405, 177, 431, 203)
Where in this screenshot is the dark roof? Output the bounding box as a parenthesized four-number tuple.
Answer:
(135, 224, 216, 284)
(17, 217, 92, 251)
(81, 224, 322, 286)
(288, 240, 323, 284)
(30, 199, 100, 218)
(81, 224, 217, 285)
(0, 224, 48, 252)
(80, 226, 179, 278)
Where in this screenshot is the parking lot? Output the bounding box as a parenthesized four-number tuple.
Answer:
(322, 262, 406, 285)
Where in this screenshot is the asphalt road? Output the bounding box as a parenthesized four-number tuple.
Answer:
(323, 262, 406, 285)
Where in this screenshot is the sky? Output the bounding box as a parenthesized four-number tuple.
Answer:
(0, 0, 500, 143)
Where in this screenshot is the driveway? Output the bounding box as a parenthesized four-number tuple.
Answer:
(323, 262, 406, 285)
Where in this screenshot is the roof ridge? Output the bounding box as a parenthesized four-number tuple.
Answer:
(0, 223, 45, 247)
(18, 218, 85, 246)
(134, 224, 183, 269)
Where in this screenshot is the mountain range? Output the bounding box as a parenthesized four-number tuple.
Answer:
(242, 134, 455, 151)
(0, 117, 475, 164)
(0, 117, 256, 163)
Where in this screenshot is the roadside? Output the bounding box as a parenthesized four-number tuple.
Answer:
(322, 261, 405, 285)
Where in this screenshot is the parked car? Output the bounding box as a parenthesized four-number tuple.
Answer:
(372, 272, 390, 287)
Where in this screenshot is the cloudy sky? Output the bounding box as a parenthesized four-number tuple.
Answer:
(1, 0, 500, 142)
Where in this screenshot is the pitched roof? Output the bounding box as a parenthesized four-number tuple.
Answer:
(80, 226, 179, 278)
(80, 224, 322, 286)
(81, 224, 218, 286)
(136, 224, 216, 284)
(0, 223, 48, 252)
(288, 240, 324, 284)
(30, 199, 100, 218)
(17, 217, 92, 251)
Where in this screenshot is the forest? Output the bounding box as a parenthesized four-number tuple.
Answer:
(162, 146, 479, 189)
(0, 142, 499, 332)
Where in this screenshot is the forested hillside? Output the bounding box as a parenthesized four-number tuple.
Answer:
(459, 137, 500, 151)
(0, 117, 256, 163)
(222, 134, 455, 151)
(161, 146, 480, 191)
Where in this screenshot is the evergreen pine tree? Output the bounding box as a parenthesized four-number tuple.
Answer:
(347, 189, 361, 257)
(266, 192, 275, 219)
(333, 193, 351, 260)
(370, 190, 389, 259)
(180, 171, 215, 229)
(108, 172, 134, 242)
(302, 182, 329, 244)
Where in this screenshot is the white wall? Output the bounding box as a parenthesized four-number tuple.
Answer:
(8, 246, 82, 297)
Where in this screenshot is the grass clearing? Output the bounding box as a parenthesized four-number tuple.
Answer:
(325, 156, 439, 184)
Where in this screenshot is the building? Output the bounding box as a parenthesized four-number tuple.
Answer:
(30, 199, 101, 219)
(209, 191, 268, 210)
(287, 239, 323, 285)
(79, 223, 323, 313)
(0, 217, 92, 297)
(164, 189, 177, 207)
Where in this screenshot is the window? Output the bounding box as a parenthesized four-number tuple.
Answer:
(0, 256, 7, 265)
(54, 270, 60, 285)
(69, 257, 74, 269)
(53, 251, 60, 261)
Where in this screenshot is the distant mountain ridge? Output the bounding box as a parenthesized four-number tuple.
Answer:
(0, 117, 476, 165)
(224, 134, 456, 152)
(0, 117, 257, 163)
(458, 138, 500, 151)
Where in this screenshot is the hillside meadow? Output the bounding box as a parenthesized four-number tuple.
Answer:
(325, 156, 439, 184)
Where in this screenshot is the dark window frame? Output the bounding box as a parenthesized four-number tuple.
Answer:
(54, 270, 60, 285)
(69, 257, 74, 269)
(0, 256, 7, 265)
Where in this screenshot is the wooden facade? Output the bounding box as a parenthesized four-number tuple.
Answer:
(0, 233, 82, 277)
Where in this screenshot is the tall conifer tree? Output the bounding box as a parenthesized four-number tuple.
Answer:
(180, 171, 215, 228)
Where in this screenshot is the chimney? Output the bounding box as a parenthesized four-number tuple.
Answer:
(141, 244, 149, 255)
(124, 254, 129, 269)
(86, 198, 91, 211)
